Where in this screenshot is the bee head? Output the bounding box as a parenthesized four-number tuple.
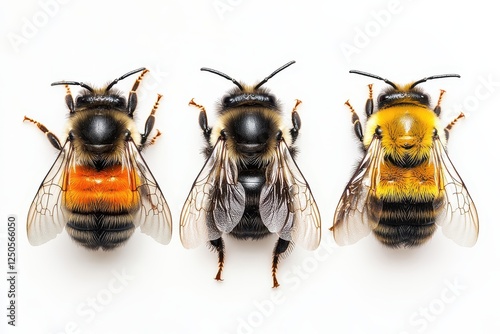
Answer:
(51, 67, 146, 113)
(51, 69, 146, 168)
(349, 70, 460, 111)
(220, 86, 278, 110)
(377, 86, 430, 110)
(73, 88, 127, 111)
(202, 61, 295, 165)
(201, 61, 295, 112)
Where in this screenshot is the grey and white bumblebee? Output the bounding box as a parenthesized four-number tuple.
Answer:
(180, 61, 321, 288)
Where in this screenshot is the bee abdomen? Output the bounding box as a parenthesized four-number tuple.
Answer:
(374, 200, 438, 248)
(230, 207, 270, 240)
(63, 164, 141, 250)
(373, 223, 437, 248)
(380, 201, 437, 225)
(229, 170, 271, 240)
(66, 213, 136, 250)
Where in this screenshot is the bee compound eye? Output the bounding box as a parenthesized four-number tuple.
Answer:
(375, 126, 382, 136)
(377, 94, 388, 104)
(275, 130, 283, 141)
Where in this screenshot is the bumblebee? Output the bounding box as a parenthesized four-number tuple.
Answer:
(331, 70, 479, 248)
(25, 68, 172, 250)
(180, 61, 321, 287)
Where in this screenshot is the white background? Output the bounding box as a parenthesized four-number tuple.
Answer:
(1, 0, 499, 333)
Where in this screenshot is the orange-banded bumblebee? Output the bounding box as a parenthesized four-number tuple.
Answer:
(331, 70, 479, 248)
(180, 61, 321, 287)
(25, 68, 172, 250)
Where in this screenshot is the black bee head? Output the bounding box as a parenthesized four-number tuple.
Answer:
(75, 90, 127, 111)
(221, 87, 278, 110)
(201, 61, 294, 111)
(51, 67, 146, 114)
(377, 87, 430, 110)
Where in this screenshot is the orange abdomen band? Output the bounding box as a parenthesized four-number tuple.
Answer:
(64, 165, 141, 213)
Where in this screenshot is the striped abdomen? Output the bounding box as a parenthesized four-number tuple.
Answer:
(230, 169, 270, 240)
(372, 162, 442, 247)
(63, 164, 141, 250)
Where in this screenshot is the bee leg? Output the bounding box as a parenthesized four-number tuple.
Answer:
(148, 130, 162, 146)
(271, 238, 291, 288)
(365, 84, 374, 116)
(345, 100, 363, 142)
(209, 238, 225, 281)
(140, 94, 163, 147)
(444, 112, 465, 140)
(289, 99, 302, 143)
(127, 69, 150, 116)
(434, 89, 446, 116)
(189, 98, 212, 144)
(23, 116, 63, 150)
(61, 85, 75, 113)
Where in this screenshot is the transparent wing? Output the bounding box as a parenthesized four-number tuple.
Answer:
(179, 138, 245, 248)
(125, 140, 173, 245)
(331, 136, 383, 246)
(431, 138, 479, 247)
(27, 141, 72, 246)
(260, 140, 321, 250)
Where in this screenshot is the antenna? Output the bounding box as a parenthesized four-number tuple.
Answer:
(51, 81, 94, 92)
(350, 70, 461, 89)
(349, 70, 398, 89)
(105, 67, 146, 91)
(255, 60, 296, 89)
(201, 61, 296, 91)
(50, 67, 147, 92)
(200, 67, 244, 91)
(410, 74, 460, 89)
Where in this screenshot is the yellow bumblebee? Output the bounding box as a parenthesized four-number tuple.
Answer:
(331, 70, 479, 248)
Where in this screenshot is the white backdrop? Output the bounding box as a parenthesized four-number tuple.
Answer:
(1, 0, 499, 333)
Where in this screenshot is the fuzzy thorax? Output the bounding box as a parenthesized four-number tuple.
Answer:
(67, 110, 141, 167)
(364, 104, 446, 166)
(209, 107, 291, 166)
